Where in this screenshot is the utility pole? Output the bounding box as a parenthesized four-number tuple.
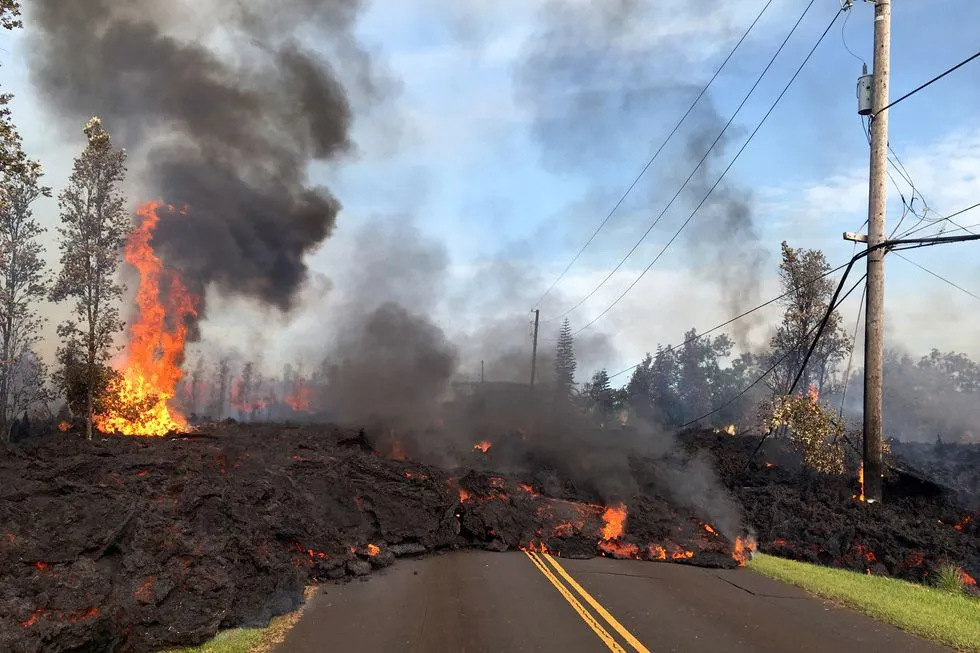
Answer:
(480, 360, 485, 384)
(530, 309, 540, 386)
(863, 0, 891, 503)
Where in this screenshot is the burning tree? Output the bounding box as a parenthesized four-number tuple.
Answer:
(50, 118, 131, 440)
(0, 151, 52, 436)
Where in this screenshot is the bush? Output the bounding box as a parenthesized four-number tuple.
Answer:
(934, 563, 967, 594)
(766, 385, 847, 474)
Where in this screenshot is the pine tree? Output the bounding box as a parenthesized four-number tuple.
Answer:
(554, 318, 577, 400)
(50, 118, 131, 440)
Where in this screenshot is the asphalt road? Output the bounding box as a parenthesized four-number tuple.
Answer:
(277, 550, 952, 653)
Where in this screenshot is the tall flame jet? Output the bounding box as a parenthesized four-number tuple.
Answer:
(95, 201, 199, 436)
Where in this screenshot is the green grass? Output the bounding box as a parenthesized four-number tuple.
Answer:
(162, 587, 316, 653)
(749, 553, 980, 652)
(161, 627, 268, 653)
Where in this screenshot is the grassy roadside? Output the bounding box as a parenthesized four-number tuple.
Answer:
(749, 553, 980, 652)
(162, 587, 317, 653)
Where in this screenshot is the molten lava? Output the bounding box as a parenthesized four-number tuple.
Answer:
(473, 440, 491, 453)
(95, 201, 198, 436)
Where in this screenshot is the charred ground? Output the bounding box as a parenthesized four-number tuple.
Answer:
(0, 423, 976, 653)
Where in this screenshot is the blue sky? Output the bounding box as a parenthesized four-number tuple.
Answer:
(3, 0, 980, 382)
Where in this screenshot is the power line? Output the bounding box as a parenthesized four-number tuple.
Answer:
(571, 6, 843, 336)
(608, 260, 851, 380)
(894, 252, 980, 303)
(873, 48, 980, 118)
(532, 0, 780, 311)
(899, 201, 980, 239)
(541, 0, 823, 325)
(678, 273, 868, 429)
(727, 232, 980, 468)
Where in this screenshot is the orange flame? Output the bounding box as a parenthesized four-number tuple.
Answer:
(95, 201, 198, 436)
(703, 524, 718, 536)
(600, 504, 627, 541)
(733, 535, 757, 567)
(856, 462, 865, 502)
(366, 543, 380, 556)
(459, 488, 471, 502)
(285, 378, 312, 412)
(473, 440, 491, 453)
(953, 515, 971, 531)
(57, 421, 70, 432)
(962, 570, 977, 586)
(598, 540, 640, 558)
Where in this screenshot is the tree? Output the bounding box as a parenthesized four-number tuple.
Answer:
(0, 146, 52, 437)
(675, 328, 733, 424)
(0, 1, 24, 179)
(768, 242, 851, 396)
(649, 345, 682, 425)
(626, 353, 655, 421)
(50, 118, 131, 440)
(584, 368, 624, 423)
(554, 318, 577, 400)
(208, 357, 231, 418)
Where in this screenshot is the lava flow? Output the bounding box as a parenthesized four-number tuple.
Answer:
(95, 201, 199, 436)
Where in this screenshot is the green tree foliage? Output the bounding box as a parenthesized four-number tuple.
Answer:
(50, 118, 131, 440)
(0, 1, 25, 179)
(876, 348, 980, 443)
(768, 241, 851, 395)
(767, 386, 847, 475)
(583, 368, 625, 423)
(0, 152, 53, 436)
(554, 318, 576, 400)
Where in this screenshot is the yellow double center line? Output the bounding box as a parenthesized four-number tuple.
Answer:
(523, 550, 651, 653)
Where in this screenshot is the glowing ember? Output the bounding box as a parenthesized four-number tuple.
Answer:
(953, 515, 971, 531)
(703, 524, 718, 536)
(459, 488, 471, 502)
(732, 535, 757, 567)
(366, 544, 380, 556)
(473, 440, 491, 453)
(600, 504, 627, 541)
(33, 561, 48, 572)
(21, 609, 43, 627)
(95, 201, 198, 436)
(57, 421, 70, 432)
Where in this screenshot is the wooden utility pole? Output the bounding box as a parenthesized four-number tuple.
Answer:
(530, 309, 540, 386)
(481, 360, 485, 384)
(863, 0, 891, 503)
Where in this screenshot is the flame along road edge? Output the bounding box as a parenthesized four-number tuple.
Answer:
(524, 550, 651, 652)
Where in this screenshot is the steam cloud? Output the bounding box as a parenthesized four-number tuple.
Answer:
(27, 0, 380, 316)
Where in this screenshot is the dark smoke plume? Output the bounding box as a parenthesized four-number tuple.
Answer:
(27, 0, 381, 315)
